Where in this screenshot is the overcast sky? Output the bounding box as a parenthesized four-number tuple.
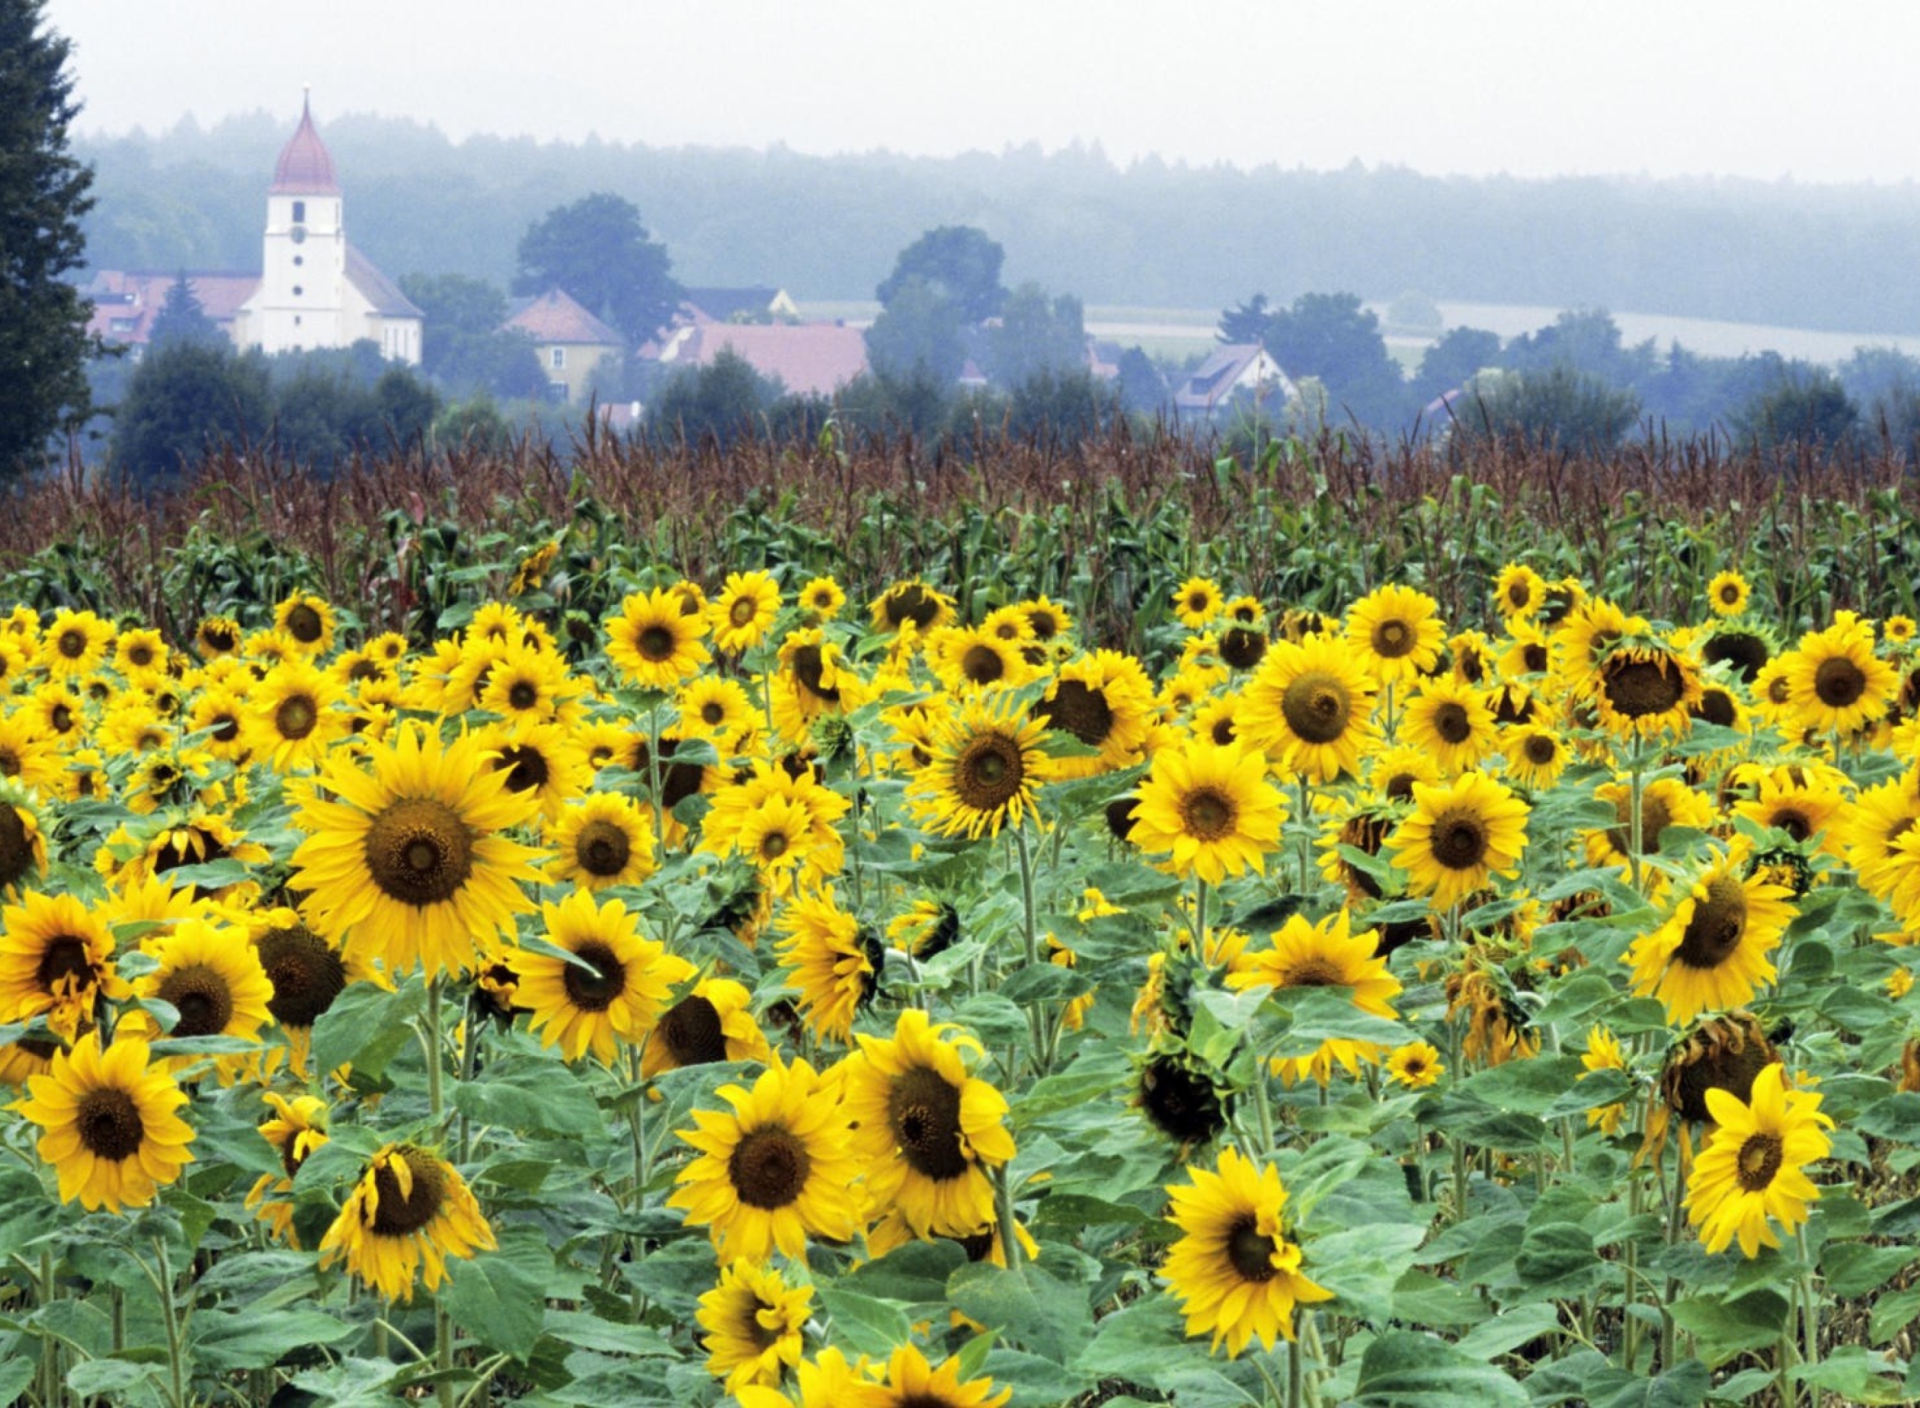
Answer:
(44, 0, 1920, 183)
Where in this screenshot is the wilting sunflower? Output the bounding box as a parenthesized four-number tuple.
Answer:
(244, 657, 349, 772)
(1386, 1040, 1444, 1090)
(547, 793, 657, 892)
(697, 1259, 812, 1394)
(0, 891, 122, 1040)
(710, 570, 783, 655)
(516, 889, 692, 1066)
(1163, 1145, 1333, 1356)
(842, 1008, 1016, 1240)
(1592, 644, 1702, 741)
(40, 608, 114, 679)
(1345, 583, 1445, 684)
(1624, 845, 1795, 1023)
(1228, 909, 1401, 1085)
(1784, 618, 1897, 737)
(1033, 650, 1155, 777)
(1386, 771, 1530, 911)
(15, 1030, 195, 1212)
(857, 1345, 1012, 1408)
(124, 915, 275, 1079)
(775, 892, 877, 1044)
(1400, 676, 1498, 774)
(274, 591, 337, 654)
(642, 976, 772, 1078)
(246, 1092, 330, 1244)
(1493, 562, 1547, 620)
(1580, 1026, 1630, 1135)
(908, 693, 1054, 841)
(318, 1143, 495, 1301)
(605, 587, 712, 691)
(289, 722, 544, 980)
(771, 628, 866, 743)
(1685, 1063, 1832, 1257)
(870, 578, 955, 635)
(1136, 1050, 1229, 1147)
(668, 1054, 862, 1263)
(1128, 740, 1285, 885)
(1706, 570, 1751, 618)
(1500, 723, 1570, 790)
(1240, 634, 1379, 783)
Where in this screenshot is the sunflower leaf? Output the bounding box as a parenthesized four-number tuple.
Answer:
(441, 1225, 552, 1361)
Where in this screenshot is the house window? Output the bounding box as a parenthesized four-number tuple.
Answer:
(550, 347, 566, 370)
(292, 200, 305, 222)
(294, 315, 302, 326)
(109, 317, 136, 334)
(548, 381, 570, 403)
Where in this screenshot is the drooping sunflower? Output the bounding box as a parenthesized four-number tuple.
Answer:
(771, 628, 867, 743)
(274, 591, 337, 654)
(1240, 634, 1379, 783)
(842, 1007, 1016, 1239)
(1032, 649, 1156, 777)
(1162, 1145, 1333, 1356)
(194, 615, 242, 659)
(16, 1030, 195, 1212)
(870, 579, 955, 635)
(1706, 570, 1751, 619)
(1784, 618, 1897, 737)
(774, 891, 877, 1044)
(1385, 771, 1530, 911)
(1625, 845, 1796, 1023)
(1592, 644, 1702, 741)
(856, 1345, 1013, 1408)
(1227, 909, 1401, 1084)
(516, 888, 692, 1066)
(244, 657, 349, 772)
(1399, 676, 1498, 774)
(546, 792, 657, 892)
(1345, 583, 1445, 684)
(1127, 740, 1285, 885)
(318, 1143, 495, 1301)
(604, 587, 712, 691)
(1685, 1063, 1832, 1258)
(289, 722, 545, 980)
(246, 1092, 330, 1244)
(668, 1054, 862, 1263)
(0, 890, 122, 1040)
(907, 692, 1054, 841)
(710, 570, 784, 655)
(698, 1259, 812, 1395)
(642, 976, 772, 1078)
(124, 915, 275, 1079)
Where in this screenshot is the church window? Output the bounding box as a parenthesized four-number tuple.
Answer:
(292, 200, 306, 222)
(293, 286, 303, 297)
(293, 255, 303, 266)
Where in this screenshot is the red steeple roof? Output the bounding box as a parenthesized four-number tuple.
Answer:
(271, 91, 340, 195)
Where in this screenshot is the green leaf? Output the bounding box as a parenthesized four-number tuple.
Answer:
(310, 979, 423, 1080)
(1870, 1285, 1920, 1345)
(1592, 1359, 1711, 1408)
(1667, 1289, 1791, 1368)
(193, 1307, 361, 1371)
(1453, 1301, 1560, 1360)
(1072, 1296, 1189, 1381)
(841, 1239, 969, 1304)
(998, 963, 1095, 1005)
(946, 1263, 1092, 1362)
(441, 1225, 551, 1361)
(1352, 1330, 1529, 1407)
(1307, 1223, 1425, 1326)
(1455, 1056, 1587, 1115)
(0, 1363, 30, 1407)
(1515, 1222, 1603, 1296)
(451, 1060, 604, 1139)
(1822, 1240, 1913, 1298)
(816, 1287, 913, 1358)
(289, 1358, 408, 1406)
(66, 1359, 166, 1400)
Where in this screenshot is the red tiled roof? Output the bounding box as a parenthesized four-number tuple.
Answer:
(673, 323, 868, 396)
(84, 270, 260, 344)
(502, 288, 624, 347)
(272, 94, 340, 195)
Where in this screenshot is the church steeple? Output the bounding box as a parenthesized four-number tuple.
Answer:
(271, 87, 340, 195)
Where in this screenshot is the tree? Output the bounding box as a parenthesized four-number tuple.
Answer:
(0, 0, 96, 474)
(646, 349, 776, 450)
(399, 272, 509, 377)
(1262, 292, 1407, 430)
(1004, 368, 1118, 445)
(110, 341, 270, 484)
(1734, 370, 1860, 454)
(147, 273, 223, 350)
(513, 193, 679, 346)
(1501, 308, 1657, 388)
(988, 283, 1086, 389)
(864, 276, 966, 385)
(1115, 346, 1167, 414)
(876, 226, 1005, 324)
(1216, 294, 1271, 346)
(1455, 366, 1641, 452)
(1412, 326, 1501, 404)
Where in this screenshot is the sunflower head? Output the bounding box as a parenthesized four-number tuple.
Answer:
(1660, 1010, 1778, 1125)
(1137, 1050, 1228, 1147)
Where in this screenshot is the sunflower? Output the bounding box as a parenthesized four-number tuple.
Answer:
(1500, 723, 1570, 790)
(185, 681, 252, 762)
(289, 722, 544, 981)
(246, 1092, 330, 1244)
(698, 1259, 812, 1394)
(1580, 1026, 1630, 1135)
(1706, 570, 1751, 618)
(1240, 634, 1379, 783)
(929, 627, 1036, 695)
(124, 915, 275, 1079)
(480, 715, 591, 826)
(0, 891, 122, 1040)
(908, 693, 1054, 841)
(1020, 595, 1074, 645)
(1228, 909, 1401, 1085)
(1386, 771, 1530, 911)
(1685, 1063, 1832, 1257)
(771, 628, 866, 743)
(244, 657, 349, 772)
(1784, 618, 1897, 737)
(711, 570, 784, 655)
(1843, 772, 1920, 898)
(1583, 775, 1715, 877)
(1172, 576, 1225, 629)
(857, 1345, 1012, 1408)
(1033, 649, 1156, 777)
(547, 793, 657, 892)
(1592, 645, 1702, 741)
(642, 976, 772, 1078)
(0, 712, 61, 798)
(248, 911, 354, 1075)
(775, 892, 877, 1044)
(1163, 1145, 1333, 1356)
(1625, 845, 1796, 1023)
(1127, 740, 1285, 885)
(1731, 771, 1848, 861)
(1345, 583, 1445, 684)
(1386, 1040, 1444, 1089)
(842, 1008, 1016, 1239)
(318, 1143, 495, 1301)
(1493, 563, 1547, 620)
(14, 1030, 195, 1213)
(604, 587, 712, 691)
(1137, 1051, 1229, 1147)
(516, 889, 692, 1065)
(870, 579, 955, 635)
(193, 615, 241, 659)
(797, 575, 846, 621)
(274, 592, 337, 654)
(734, 1348, 871, 1408)
(668, 1054, 862, 1263)
(477, 640, 578, 725)
(678, 675, 758, 751)
(1400, 676, 1498, 774)
(40, 608, 114, 679)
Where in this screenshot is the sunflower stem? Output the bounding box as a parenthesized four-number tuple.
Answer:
(1012, 824, 1046, 1067)
(1250, 1352, 1285, 1408)
(152, 1236, 186, 1408)
(1795, 1223, 1819, 1402)
(1194, 877, 1210, 953)
(994, 1163, 1024, 1276)
(424, 977, 445, 1123)
(435, 1299, 457, 1408)
(40, 1247, 60, 1408)
(1627, 756, 1646, 896)
(1286, 1315, 1306, 1408)
(1296, 777, 1312, 892)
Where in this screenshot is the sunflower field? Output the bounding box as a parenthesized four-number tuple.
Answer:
(6, 438, 1920, 1407)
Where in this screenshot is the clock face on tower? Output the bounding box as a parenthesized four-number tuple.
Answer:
(290, 225, 308, 244)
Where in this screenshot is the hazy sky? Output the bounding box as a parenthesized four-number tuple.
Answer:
(45, 0, 1920, 183)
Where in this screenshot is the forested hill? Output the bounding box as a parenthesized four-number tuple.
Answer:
(77, 111, 1920, 334)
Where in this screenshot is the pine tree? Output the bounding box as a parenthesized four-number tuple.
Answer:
(148, 272, 222, 350)
(0, 0, 96, 475)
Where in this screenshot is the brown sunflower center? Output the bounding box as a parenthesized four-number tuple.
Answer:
(700, 701, 727, 726)
(1139, 1057, 1226, 1144)
(257, 925, 348, 1028)
(1186, 589, 1211, 613)
(348, 658, 381, 683)
(960, 644, 1004, 685)
(1178, 786, 1236, 842)
(0, 804, 33, 887)
(57, 629, 87, 659)
(496, 744, 549, 794)
(1284, 957, 1346, 987)
(1225, 1214, 1280, 1282)
(1601, 656, 1684, 718)
(637, 625, 676, 662)
(1692, 688, 1738, 727)
(1037, 679, 1115, 747)
(577, 819, 633, 877)
(1028, 609, 1061, 641)
(1676, 874, 1748, 968)
(659, 994, 727, 1065)
(1432, 702, 1472, 744)
(49, 702, 75, 733)
(1770, 808, 1812, 843)
(1221, 626, 1267, 671)
(156, 962, 234, 1038)
(560, 940, 626, 1013)
(728, 1127, 812, 1209)
(887, 1064, 969, 1181)
(368, 1148, 448, 1236)
(508, 681, 539, 711)
(127, 643, 154, 668)
(275, 694, 319, 740)
(788, 643, 840, 702)
(1523, 734, 1558, 765)
(728, 596, 758, 628)
(1430, 811, 1489, 870)
(285, 604, 325, 643)
(1669, 1034, 1775, 1123)
(1281, 671, 1352, 744)
(1210, 716, 1236, 747)
(1506, 581, 1533, 608)
(203, 624, 237, 651)
(0, 747, 18, 777)
(1522, 643, 1549, 673)
(364, 798, 475, 907)
(210, 711, 241, 743)
(77, 1087, 146, 1162)
(1381, 770, 1418, 803)
(953, 733, 1025, 812)
(883, 585, 941, 629)
(36, 935, 97, 995)
(1736, 1132, 1785, 1191)
(1813, 656, 1866, 709)
(1372, 618, 1415, 659)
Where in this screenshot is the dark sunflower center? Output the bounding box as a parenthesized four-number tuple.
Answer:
(1140, 1058, 1226, 1143)
(1431, 812, 1489, 870)
(0, 748, 18, 777)
(758, 829, 791, 861)
(364, 797, 475, 907)
(700, 701, 726, 726)
(1676, 874, 1748, 969)
(887, 1063, 968, 1181)
(1037, 679, 1115, 746)
(203, 625, 236, 651)
(1186, 590, 1211, 612)
(280, 1129, 315, 1180)
(275, 694, 319, 740)
(637, 625, 676, 662)
(1284, 957, 1346, 987)
(1736, 1132, 1784, 1191)
(57, 629, 86, 659)
(1692, 688, 1738, 727)
(960, 644, 1004, 685)
(1601, 657, 1685, 718)
(1180, 786, 1236, 841)
(36, 935, 97, 995)
(1607, 792, 1673, 859)
(1433, 702, 1472, 744)
(1028, 609, 1060, 642)
(211, 711, 241, 743)
(728, 597, 757, 628)
(1703, 631, 1769, 684)
(1770, 808, 1812, 843)
(577, 819, 632, 877)
(1382, 770, 1418, 803)
(1225, 1214, 1280, 1282)
(285, 604, 325, 643)
(77, 1087, 145, 1162)
(1372, 618, 1414, 658)
(1506, 581, 1532, 608)
(953, 734, 1024, 812)
(659, 994, 728, 1065)
(156, 962, 234, 1037)
(1281, 672, 1351, 744)
(1210, 716, 1236, 746)
(1522, 643, 1549, 673)
(788, 644, 840, 701)
(496, 745, 549, 793)
(742, 1294, 784, 1350)
(368, 1148, 448, 1236)
(728, 1127, 812, 1209)
(257, 925, 348, 1028)
(1813, 656, 1866, 709)
(49, 702, 75, 733)
(506, 680, 538, 712)
(1523, 734, 1558, 765)
(1221, 627, 1267, 670)
(0, 804, 33, 887)
(128, 644, 154, 667)
(560, 940, 626, 1013)
(885, 585, 940, 629)
(1718, 582, 1742, 605)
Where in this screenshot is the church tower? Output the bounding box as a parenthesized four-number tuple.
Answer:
(249, 89, 347, 355)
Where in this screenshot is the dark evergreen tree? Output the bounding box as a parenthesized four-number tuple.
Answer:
(109, 342, 270, 484)
(0, 0, 96, 474)
(147, 272, 223, 350)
